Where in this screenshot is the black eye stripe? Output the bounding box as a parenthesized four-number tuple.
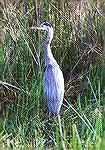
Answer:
(43, 22, 52, 28)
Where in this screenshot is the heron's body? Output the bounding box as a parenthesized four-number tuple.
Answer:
(36, 21, 64, 115)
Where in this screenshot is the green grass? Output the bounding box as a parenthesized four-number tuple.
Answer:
(0, 1, 104, 149)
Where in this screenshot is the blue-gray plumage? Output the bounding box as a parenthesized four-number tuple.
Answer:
(35, 21, 64, 115)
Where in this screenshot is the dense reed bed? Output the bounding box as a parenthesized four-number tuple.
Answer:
(0, 0, 104, 149)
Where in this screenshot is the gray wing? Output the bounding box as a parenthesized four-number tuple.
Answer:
(43, 63, 64, 115)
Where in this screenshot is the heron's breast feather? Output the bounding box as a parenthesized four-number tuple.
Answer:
(43, 63, 64, 103)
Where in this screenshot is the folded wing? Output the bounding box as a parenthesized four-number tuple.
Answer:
(43, 63, 64, 115)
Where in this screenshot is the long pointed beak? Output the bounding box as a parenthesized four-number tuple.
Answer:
(30, 26, 36, 29)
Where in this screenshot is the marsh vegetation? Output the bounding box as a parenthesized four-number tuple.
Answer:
(0, 0, 104, 149)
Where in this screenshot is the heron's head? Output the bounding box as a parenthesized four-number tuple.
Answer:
(31, 21, 53, 42)
(36, 21, 53, 32)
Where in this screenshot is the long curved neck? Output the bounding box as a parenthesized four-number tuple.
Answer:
(43, 29, 56, 66)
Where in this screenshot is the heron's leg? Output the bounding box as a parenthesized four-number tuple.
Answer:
(48, 111, 51, 120)
(58, 115, 66, 150)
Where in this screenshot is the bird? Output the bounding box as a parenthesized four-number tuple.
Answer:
(31, 21, 64, 116)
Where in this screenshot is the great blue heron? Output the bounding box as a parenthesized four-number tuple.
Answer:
(31, 21, 64, 116)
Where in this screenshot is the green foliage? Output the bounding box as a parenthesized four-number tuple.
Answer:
(0, 0, 104, 149)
